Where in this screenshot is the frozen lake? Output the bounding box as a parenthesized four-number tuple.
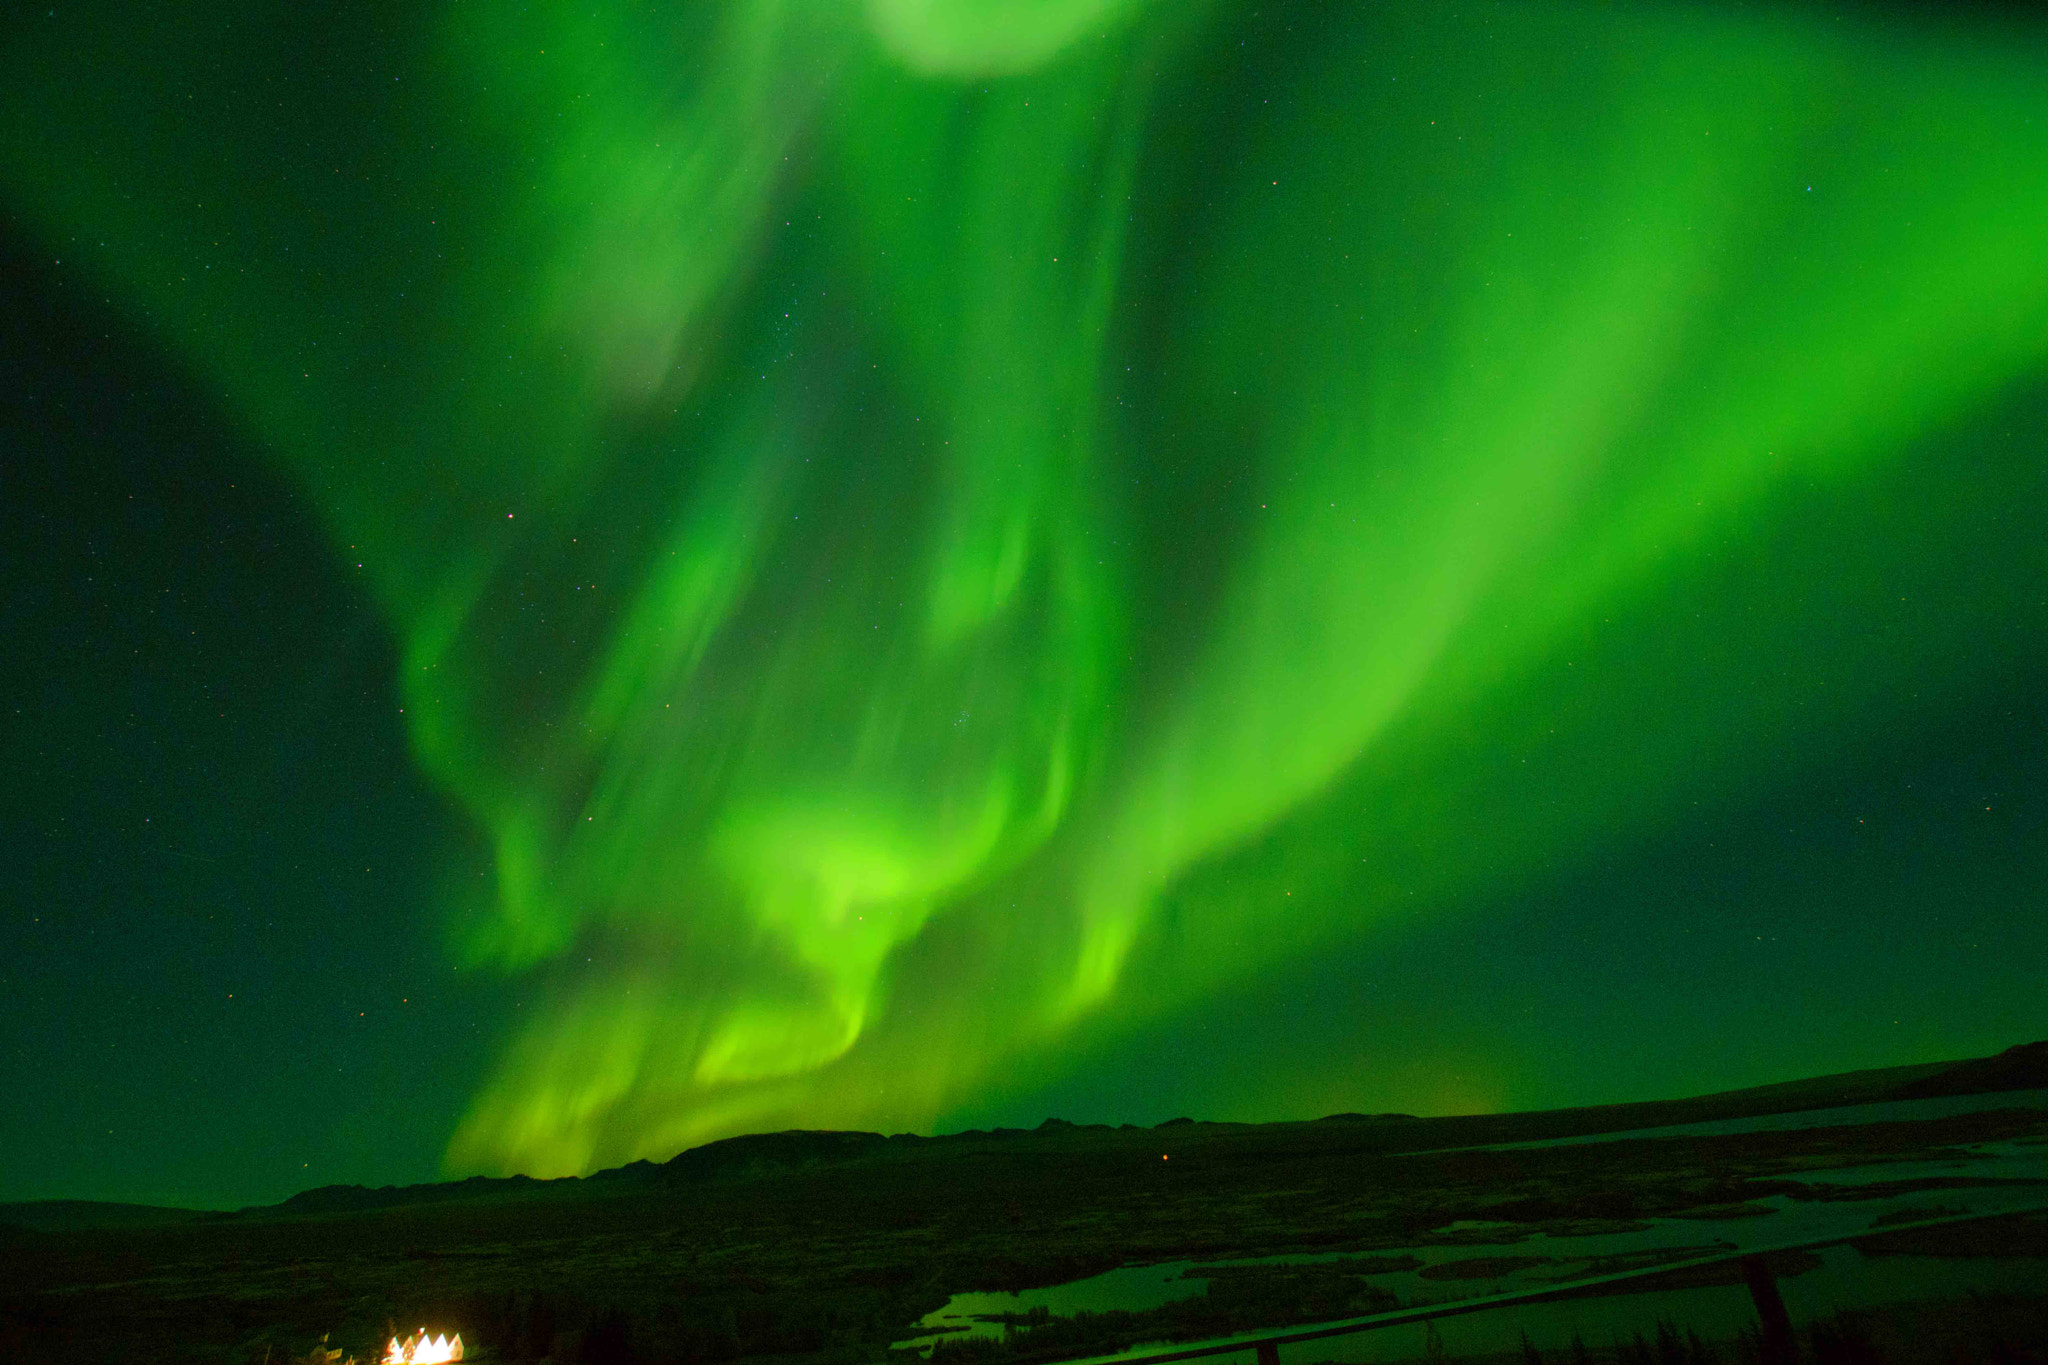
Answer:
(897, 1090, 2048, 1360)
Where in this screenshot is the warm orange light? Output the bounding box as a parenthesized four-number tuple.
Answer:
(383, 1329, 463, 1363)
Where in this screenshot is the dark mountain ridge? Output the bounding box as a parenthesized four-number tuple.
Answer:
(7, 1041, 2039, 1232)
(1892, 1040, 2048, 1099)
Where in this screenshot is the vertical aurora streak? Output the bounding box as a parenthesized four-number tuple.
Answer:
(5, 0, 2047, 1178)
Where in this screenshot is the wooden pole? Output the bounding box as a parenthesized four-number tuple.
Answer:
(1740, 1254, 1797, 1365)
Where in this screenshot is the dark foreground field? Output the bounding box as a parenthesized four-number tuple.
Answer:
(4, 1046, 2044, 1365)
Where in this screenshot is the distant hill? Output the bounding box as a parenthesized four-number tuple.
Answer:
(656, 1127, 896, 1182)
(1892, 1040, 2048, 1099)
(1316, 1112, 1419, 1123)
(222, 1132, 928, 1222)
(266, 1172, 556, 1217)
(17, 1041, 2042, 1227)
(0, 1199, 210, 1233)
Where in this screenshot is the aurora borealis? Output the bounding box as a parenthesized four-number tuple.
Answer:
(6, 0, 2048, 1207)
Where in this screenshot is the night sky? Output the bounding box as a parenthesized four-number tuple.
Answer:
(4, 0, 2048, 1213)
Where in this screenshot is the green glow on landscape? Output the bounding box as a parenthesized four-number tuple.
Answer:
(6, 1, 2046, 1180)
